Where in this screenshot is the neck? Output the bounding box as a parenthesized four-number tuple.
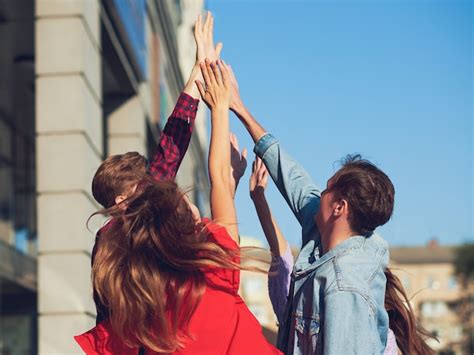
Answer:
(320, 224, 355, 254)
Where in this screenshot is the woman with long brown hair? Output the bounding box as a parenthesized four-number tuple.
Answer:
(74, 59, 281, 354)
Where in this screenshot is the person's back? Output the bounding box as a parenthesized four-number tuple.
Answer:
(75, 212, 278, 354)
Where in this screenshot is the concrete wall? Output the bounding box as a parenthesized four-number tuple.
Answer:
(35, 0, 101, 352)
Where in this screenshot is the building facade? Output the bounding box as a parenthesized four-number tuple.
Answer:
(0, 0, 209, 353)
(390, 242, 470, 354)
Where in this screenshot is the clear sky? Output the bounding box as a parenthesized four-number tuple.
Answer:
(206, 0, 473, 248)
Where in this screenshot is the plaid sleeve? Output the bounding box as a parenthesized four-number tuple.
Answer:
(149, 93, 199, 181)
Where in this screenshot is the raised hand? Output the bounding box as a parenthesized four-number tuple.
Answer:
(194, 12, 222, 64)
(195, 59, 231, 110)
(250, 156, 269, 198)
(227, 64, 243, 112)
(230, 133, 248, 196)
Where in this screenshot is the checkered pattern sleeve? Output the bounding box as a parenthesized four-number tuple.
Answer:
(148, 92, 199, 180)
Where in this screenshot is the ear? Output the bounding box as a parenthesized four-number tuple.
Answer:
(332, 199, 349, 217)
(115, 195, 128, 210)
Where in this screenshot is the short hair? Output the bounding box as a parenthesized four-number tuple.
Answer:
(92, 152, 147, 208)
(328, 154, 395, 235)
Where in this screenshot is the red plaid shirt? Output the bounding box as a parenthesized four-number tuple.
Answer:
(93, 92, 199, 323)
(148, 92, 199, 180)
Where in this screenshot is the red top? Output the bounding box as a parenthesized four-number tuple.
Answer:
(92, 92, 200, 323)
(75, 221, 282, 355)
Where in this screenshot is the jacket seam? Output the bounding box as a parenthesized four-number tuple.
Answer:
(324, 288, 377, 317)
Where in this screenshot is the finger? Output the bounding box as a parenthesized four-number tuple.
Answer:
(228, 64, 236, 81)
(229, 132, 236, 146)
(215, 42, 223, 59)
(232, 132, 240, 150)
(209, 14, 214, 41)
(255, 156, 262, 170)
(203, 11, 211, 35)
(201, 60, 213, 88)
(241, 148, 248, 168)
(195, 80, 206, 98)
(262, 170, 269, 185)
(241, 148, 248, 160)
(210, 61, 223, 86)
(194, 15, 201, 38)
(219, 60, 230, 87)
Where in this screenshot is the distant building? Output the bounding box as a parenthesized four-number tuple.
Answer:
(239, 236, 302, 345)
(239, 236, 279, 344)
(390, 241, 468, 354)
(0, 0, 208, 353)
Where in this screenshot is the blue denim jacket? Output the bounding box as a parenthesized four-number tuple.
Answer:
(254, 134, 389, 355)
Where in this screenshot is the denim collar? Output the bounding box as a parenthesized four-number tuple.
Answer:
(294, 233, 380, 279)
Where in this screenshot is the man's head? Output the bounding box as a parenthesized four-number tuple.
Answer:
(315, 155, 395, 237)
(92, 152, 147, 208)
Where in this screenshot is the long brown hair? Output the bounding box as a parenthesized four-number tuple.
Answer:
(331, 155, 435, 354)
(91, 175, 243, 352)
(385, 268, 437, 354)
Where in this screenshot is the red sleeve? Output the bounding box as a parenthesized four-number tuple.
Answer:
(148, 93, 199, 181)
(202, 220, 240, 293)
(74, 321, 137, 355)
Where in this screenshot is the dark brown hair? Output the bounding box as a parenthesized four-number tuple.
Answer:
(91, 175, 250, 352)
(92, 152, 147, 208)
(328, 154, 394, 236)
(385, 268, 436, 354)
(330, 155, 435, 354)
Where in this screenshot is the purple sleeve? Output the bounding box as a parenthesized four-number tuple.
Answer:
(383, 328, 399, 355)
(268, 243, 294, 324)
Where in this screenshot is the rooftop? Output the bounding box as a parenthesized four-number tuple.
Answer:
(390, 245, 456, 264)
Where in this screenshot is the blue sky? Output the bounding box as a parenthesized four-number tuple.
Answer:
(206, 0, 472, 248)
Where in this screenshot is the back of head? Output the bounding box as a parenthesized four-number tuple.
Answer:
(330, 156, 434, 353)
(329, 154, 395, 235)
(92, 152, 147, 208)
(91, 176, 240, 352)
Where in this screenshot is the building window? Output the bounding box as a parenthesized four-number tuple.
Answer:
(426, 275, 440, 290)
(421, 301, 448, 318)
(447, 275, 458, 290)
(244, 278, 264, 296)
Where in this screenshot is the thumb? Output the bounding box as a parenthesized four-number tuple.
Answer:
(215, 42, 223, 59)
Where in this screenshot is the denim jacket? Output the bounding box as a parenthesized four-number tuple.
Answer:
(254, 133, 389, 355)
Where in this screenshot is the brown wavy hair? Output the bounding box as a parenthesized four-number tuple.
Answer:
(331, 155, 435, 354)
(385, 268, 436, 354)
(91, 175, 245, 352)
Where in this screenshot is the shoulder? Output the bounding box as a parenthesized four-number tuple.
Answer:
(325, 235, 388, 295)
(202, 218, 239, 251)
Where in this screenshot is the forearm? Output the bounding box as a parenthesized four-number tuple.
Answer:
(209, 107, 231, 187)
(209, 106, 239, 241)
(251, 192, 287, 256)
(254, 134, 321, 236)
(182, 65, 201, 100)
(149, 93, 198, 180)
(232, 103, 267, 143)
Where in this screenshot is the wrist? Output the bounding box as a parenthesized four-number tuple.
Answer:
(211, 105, 229, 114)
(250, 189, 266, 201)
(230, 100, 246, 115)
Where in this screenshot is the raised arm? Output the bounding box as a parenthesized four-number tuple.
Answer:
(149, 12, 222, 181)
(250, 157, 288, 257)
(229, 67, 321, 245)
(196, 59, 239, 243)
(250, 157, 294, 323)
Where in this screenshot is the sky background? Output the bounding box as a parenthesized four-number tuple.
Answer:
(205, 0, 472, 248)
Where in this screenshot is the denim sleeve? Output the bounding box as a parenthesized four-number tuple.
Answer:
(323, 291, 379, 354)
(254, 134, 321, 243)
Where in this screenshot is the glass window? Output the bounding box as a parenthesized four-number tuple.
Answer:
(447, 275, 458, 290)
